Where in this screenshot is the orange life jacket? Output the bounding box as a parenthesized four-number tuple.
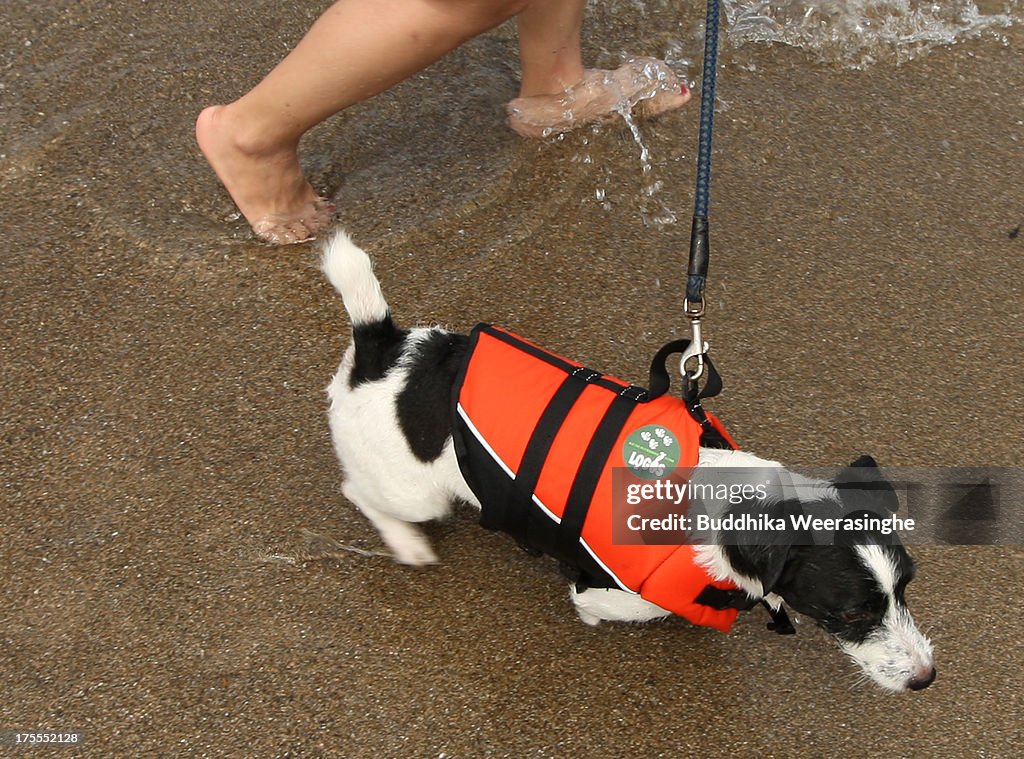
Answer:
(452, 324, 742, 633)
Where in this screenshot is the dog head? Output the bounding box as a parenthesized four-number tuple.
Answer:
(718, 456, 935, 692)
(766, 540, 934, 692)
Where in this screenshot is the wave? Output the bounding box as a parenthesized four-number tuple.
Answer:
(722, 0, 1020, 66)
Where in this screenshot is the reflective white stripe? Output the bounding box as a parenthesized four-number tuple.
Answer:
(456, 402, 635, 595)
(580, 537, 635, 594)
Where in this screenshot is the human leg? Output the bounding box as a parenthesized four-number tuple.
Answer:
(197, 0, 526, 244)
(515, 0, 586, 97)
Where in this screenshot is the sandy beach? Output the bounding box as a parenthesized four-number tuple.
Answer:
(2, 1, 1022, 756)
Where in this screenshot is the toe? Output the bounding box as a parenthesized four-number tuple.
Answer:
(251, 218, 310, 246)
(636, 82, 692, 118)
(250, 198, 335, 246)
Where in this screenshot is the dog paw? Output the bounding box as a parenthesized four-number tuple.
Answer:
(391, 535, 439, 566)
(575, 608, 602, 627)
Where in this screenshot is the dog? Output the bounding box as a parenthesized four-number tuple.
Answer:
(322, 230, 936, 692)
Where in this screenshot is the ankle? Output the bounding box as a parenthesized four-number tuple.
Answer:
(519, 61, 586, 98)
(212, 102, 298, 159)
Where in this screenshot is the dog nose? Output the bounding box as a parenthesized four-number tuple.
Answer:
(907, 666, 936, 691)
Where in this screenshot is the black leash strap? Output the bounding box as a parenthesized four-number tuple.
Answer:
(686, 0, 721, 311)
(681, 0, 723, 389)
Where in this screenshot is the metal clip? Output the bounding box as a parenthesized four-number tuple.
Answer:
(681, 298, 708, 381)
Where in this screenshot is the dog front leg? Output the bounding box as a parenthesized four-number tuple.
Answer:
(569, 586, 672, 626)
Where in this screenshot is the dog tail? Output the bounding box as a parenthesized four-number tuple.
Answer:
(320, 230, 391, 327)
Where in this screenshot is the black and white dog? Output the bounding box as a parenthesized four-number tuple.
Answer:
(322, 231, 935, 692)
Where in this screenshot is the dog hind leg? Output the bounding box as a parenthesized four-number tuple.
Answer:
(341, 481, 439, 566)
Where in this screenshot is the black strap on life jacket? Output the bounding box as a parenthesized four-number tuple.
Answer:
(648, 338, 720, 401)
(555, 392, 638, 568)
(482, 366, 597, 550)
(694, 586, 796, 635)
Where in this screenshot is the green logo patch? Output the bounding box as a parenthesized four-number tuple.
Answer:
(622, 424, 681, 480)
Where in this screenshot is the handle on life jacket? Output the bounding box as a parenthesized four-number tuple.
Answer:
(647, 338, 732, 450)
(647, 339, 723, 401)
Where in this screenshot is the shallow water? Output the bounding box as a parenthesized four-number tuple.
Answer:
(587, 0, 1024, 228)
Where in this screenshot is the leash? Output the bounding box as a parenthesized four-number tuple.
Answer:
(680, 0, 722, 391)
(673, 6, 798, 636)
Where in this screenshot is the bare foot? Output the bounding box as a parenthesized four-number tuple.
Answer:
(506, 57, 691, 139)
(195, 105, 336, 245)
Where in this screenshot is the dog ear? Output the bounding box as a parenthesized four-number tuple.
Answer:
(834, 455, 899, 514)
(725, 497, 801, 595)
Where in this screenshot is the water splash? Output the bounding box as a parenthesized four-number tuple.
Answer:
(723, 0, 1020, 67)
(619, 107, 653, 170)
(618, 109, 679, 228)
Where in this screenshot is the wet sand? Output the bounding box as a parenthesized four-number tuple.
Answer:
(2, 1, 1023, 756)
